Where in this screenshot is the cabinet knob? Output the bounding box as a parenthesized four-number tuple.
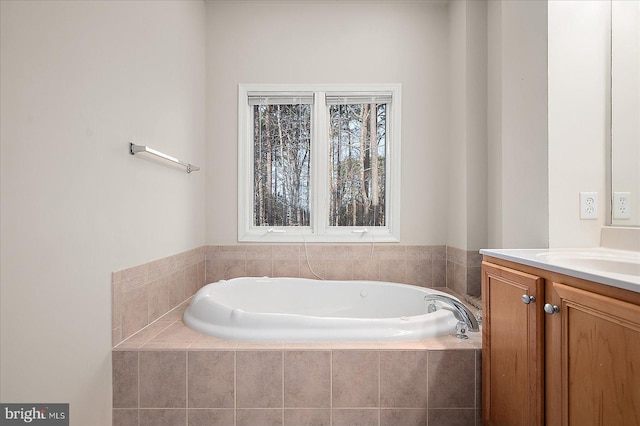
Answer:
(544, 303, 560, 315)
(522, 295, 536, 304)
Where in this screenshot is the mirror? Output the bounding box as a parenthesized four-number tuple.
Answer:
(611, 0, 640, 226)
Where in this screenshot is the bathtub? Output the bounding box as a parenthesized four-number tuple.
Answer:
(183, 277, 463, 342)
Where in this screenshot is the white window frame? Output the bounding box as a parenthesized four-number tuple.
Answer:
(238, 83, 401, 243)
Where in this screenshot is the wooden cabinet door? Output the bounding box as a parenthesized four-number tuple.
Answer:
(482, 262, 545, 426)
(546, 282, 640, 426)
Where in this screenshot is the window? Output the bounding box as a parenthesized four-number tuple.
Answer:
(238, 84, 401, 242)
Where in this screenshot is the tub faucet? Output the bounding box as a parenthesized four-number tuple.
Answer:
(423, 294, 480, 333)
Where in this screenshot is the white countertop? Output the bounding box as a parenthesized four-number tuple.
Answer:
(480, 247, 640, 294)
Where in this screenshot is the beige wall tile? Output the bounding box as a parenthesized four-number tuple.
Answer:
(324, 259, 354, 281)
(272, 258, 298, 278)
(299, 258, 327, 280)
(113, 351, 138, 409)
(168, 270, 186, 308)
(184, 264, 199, 298)
(284, 409, 330, 426)
(406, 259, 433, 287)
(122, 263, 149, 293)
(284, 351, 330, 408)
(446, 261, 454, 290)
(197, 261, 206, 288)
(236, 351, 283, 408)
(188, 351, 234, 409)
(122, 286, 149, 340)
(428, 350, 475, 408)
(380, 351, 429, 408)
(446, 246, 466, 266)
(234, 342, 285, 350)
(187, 409, 234, 426)
(220, 257, 246, 279)
(433, 260, 447, 287)
(466, 267, 481, 297)
(139, 351, 186, 408)
(428, 408, 475, 426)
(406, 246, 432, 259)
(188, 335, 238, 350)
(353, 259, 379, 281)
(431, 246, 447, 261)
(113, 280, 123, 332)
(272, 245, 300, 257)
(206, 259, 221, 284)
(148, 277, 170, 324)
(380, 408, 428, 426)
(112, 409, 138, 426)
(332, 350, 379, 408)
(246, 259, 273, 277)
(148, 257, 170, 282)
(160, 303, 189, 322)
(332, 409, 379, 426)
(236, 409, 283, 426)
(378, 258, 407, 283)
(143, 322, 200, 348)
(467, 250, 483, 268)
(117, 320, 174, 350)
(139, 409, 186, 426)
(452, 263, 467, 296)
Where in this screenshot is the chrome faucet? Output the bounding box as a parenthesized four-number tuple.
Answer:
(424, 294, 480, 333)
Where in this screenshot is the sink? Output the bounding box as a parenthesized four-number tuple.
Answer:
(536, 250, 640, 277)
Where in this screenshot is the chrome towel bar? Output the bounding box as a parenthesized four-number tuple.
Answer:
(129, 143, 200, 173)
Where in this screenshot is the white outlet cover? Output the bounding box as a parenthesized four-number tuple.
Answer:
(613, 192, 632, 220)
(580, 192, 598, 220)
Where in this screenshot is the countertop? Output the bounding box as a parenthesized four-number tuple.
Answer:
(480, 247, 640, 294)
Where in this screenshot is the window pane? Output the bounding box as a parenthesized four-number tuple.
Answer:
(329, 103, 386, 227)
(253, 104, 311, 226)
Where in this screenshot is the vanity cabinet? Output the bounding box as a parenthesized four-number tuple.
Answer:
(482, 258, 640, 426)
(482, 262, 544, 426)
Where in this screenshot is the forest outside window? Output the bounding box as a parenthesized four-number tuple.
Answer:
(238, 84, 401, 242)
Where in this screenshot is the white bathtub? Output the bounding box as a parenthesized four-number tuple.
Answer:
(183, 277, 462, 342)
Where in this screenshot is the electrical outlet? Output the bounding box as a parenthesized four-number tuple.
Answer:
(613, 192, 631, 220)
(580, 192, 598, 220)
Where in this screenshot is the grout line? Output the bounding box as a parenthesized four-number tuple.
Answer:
(377, 350, 381, 426)
(330, 350, 333, 426)
(233, 350, 237, 426)
(137, 351, 140, 426)
(185, 350, 189, 424)
(426, 349, 429, 426)
(282, 350, 285, 425)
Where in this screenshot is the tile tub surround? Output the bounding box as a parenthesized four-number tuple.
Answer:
(205, 245, 448, 288)
(112, 308, 482, 426)
(113, 245, 482, 347)
(112, 247, 206, 347)
(446, 247, 482, 298)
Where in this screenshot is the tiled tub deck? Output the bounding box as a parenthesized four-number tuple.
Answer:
(112, 301, 482, 426)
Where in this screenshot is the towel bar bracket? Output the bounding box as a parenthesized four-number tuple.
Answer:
(129, 142, 200, 173)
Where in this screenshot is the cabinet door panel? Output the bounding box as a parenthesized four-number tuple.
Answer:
(551, 283, 640, 426)
(482, 262, 544, 426)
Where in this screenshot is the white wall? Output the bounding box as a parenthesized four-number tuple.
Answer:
(0, 1, 205, 424)
(611, 0, 640, 226)
(548, 0, 609, 247)
(205, 1, 450, 245)
(487, 0, 548, 249)
(448, 0, 468, 250)
(448, 0, 488, 252)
